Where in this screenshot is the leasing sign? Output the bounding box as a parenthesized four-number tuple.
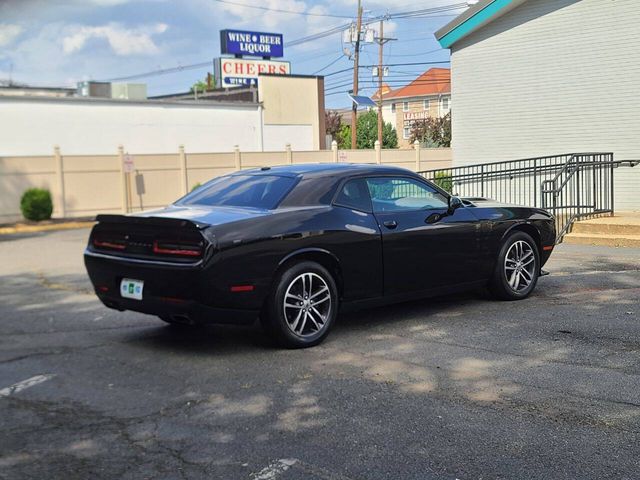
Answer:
(215, 57, 291, 87)
(220, 29, 284, 58)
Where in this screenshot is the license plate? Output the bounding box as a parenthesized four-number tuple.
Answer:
(120, 278, 144, 300)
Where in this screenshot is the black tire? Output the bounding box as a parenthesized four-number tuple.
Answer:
(261, 261, 338, 348)
(489, 231, 540, 300)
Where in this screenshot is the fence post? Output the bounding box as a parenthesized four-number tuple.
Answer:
(414, 140, 421, 171)
(118, 145, 128, 213)
(53, 145, 66, 218)
(331, 140, 338, 162)
(374, 140, 382, 164)
(179, 144, 188, 195)
(233, 145, 241, 171)
(285, 143, 293, 164)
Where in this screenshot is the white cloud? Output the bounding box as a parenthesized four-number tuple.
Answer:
(86, 0, 136, 5)
(62, 22, 168, 56)
(0, 24, 23, 47)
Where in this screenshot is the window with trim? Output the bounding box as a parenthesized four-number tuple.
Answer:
(441, 97, 450, 111)
(403, 127, 410, 139)
(366, 177, 449, 212)
(403, 101, 409, 112)
(423, 99, 430, 110)
(391, 103, 396, 113)
(333, 178, 372, 212)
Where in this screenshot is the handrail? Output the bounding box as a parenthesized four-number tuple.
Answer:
(418, 153, 637, 244)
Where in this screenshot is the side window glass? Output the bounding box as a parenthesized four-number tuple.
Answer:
(334, 178, 372, 212)
(366, 177, 449, 212)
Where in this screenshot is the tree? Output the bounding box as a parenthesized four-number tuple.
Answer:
(324, 110, 343, 140)
(190, 75, 215, 94)
(344, 110, 398, 149)
(337, 124, 351, 149)
(409, 112, 451, 147)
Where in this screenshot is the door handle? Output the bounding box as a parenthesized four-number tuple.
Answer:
(383, 220, 398, 230)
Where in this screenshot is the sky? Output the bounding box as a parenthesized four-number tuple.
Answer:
(0, 0, 467, 108)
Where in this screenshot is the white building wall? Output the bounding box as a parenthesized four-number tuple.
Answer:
(451, 0, 640, 210)
(262, 125, 314, 151)
(0, 97, 264, 156)
(381, 103, 395, 127)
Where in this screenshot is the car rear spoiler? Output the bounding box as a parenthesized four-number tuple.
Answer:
(95, 214, 208, 230)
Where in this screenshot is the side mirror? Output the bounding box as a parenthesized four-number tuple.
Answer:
(448, 196, 463, 215)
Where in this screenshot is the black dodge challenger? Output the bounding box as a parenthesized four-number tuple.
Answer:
(85, 163, 555, 347)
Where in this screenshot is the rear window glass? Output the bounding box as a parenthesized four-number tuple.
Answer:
(177, 175, 296, 209)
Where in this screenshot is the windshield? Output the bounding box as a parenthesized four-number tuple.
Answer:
(177, 174, 297, 209)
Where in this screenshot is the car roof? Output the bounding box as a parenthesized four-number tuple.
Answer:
(232, 163, 417, 179)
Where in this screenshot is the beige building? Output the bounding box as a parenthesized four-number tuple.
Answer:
(374, 68, 451, 148)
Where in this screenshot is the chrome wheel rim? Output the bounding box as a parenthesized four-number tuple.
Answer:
(504, 240, 536, 292)
(283, 272, 332, 338)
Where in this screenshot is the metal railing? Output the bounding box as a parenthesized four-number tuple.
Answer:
(419, 153, 638, 243)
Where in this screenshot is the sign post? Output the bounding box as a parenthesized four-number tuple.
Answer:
(123, 153, 135, 213)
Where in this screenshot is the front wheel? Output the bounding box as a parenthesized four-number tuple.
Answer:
(489, 231, 540, 300)
(261, 261, 338, 348)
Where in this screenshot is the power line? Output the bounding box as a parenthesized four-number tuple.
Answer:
(212, 0, 353, 18)
(287, 23, 350, 47)
(325, 76, 451, 94)
(104, 2, 463, 83)
(104, 23, 350, 82)
(386, 48, 445, 58)
(313, 55, 345, 75)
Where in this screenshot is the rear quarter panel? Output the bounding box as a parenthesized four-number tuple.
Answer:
(202, 206, 383, 310)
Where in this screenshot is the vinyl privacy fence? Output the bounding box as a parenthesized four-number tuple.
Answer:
(0, 142, 451, 222)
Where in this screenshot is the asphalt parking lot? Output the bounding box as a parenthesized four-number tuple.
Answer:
(1, 228, 639, 480)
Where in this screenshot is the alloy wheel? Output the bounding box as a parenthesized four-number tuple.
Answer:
(504, 240, 536, 292)
(283, 272, 332, 337)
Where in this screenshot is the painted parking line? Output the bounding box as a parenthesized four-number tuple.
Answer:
(251, 458, 298, 480)
(0, 374, 55, 397)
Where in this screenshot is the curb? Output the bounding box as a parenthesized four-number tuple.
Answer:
(0, 221, 95, 235)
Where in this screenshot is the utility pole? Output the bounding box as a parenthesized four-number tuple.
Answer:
(375, 19, 396, 146)
(351, 0, 363, 149)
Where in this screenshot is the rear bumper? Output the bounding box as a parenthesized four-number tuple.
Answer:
(84, 250, 259, 325)
(96, 293, 258, 325)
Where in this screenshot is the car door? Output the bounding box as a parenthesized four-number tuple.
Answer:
(365, 175, 482, 297)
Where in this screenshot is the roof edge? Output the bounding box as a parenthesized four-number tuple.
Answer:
(435, 0, 526, 49)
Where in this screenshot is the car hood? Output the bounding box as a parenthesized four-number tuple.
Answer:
(132, 204, 273, 227)
(463, 197, 524, 208)
(464, 198, 553, 216)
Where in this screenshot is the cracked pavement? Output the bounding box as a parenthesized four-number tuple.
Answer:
(1, 229, 639, 479)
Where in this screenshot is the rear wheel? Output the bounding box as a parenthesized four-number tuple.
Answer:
(489, 231, 540, 300)
(261, 261, 338, 348)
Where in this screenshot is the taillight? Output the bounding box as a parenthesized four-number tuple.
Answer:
(152, 240, 202, 257)
(93, 238, 126, 250)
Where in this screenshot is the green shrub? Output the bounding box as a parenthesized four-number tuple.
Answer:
(191, 183, 202, 192)
(20, 188, 53, 221)
(433, 171, 453, 194)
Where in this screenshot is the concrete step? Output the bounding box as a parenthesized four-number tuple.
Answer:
(563, 232, 640, 248)
(571, 215, 640, 236)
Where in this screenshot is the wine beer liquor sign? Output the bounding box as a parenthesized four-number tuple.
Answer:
(220, 30, 284, 58)
(216, 29, 290, 88)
